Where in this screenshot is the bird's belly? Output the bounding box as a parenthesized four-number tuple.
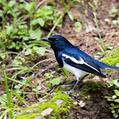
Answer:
(63, 61, 87, 78)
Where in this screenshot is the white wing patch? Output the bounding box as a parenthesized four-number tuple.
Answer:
(62, 53, 99, 72)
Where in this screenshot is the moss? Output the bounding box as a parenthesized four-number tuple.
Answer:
(15, 91, 72, 119)
(101, 47, 119, 66)
(16, 113, 42, 119)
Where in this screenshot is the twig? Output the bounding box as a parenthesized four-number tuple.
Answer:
(93, 12, 105, 52)
(47, 14, 64, 37)
(89, 3, 106, 52)
(36, 0, 46, 10)
(33, 62, 57, 78)
(32, 58, 54, 68)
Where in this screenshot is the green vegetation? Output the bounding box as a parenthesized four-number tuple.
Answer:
(101, 47, 119, 66)
(0, 0, 119, 119)
(102, 48, 119, 118)
(0, 0, 66, 118)
(15, 91, 72, 119)
(105, 80, 119, 118)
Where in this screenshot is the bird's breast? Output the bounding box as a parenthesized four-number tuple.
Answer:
(63, 60, 87, 79)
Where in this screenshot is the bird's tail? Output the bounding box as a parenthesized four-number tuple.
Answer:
(95, 60, 119, 70)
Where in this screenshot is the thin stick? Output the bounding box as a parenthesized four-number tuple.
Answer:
(47, 14, 64, 37)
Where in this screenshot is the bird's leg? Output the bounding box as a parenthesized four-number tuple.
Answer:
(64, 78, 81, 96)
(106, 74, 112, 81)
(72, 78, 81, 90)
(69, 74, 88, 89)
(64, 75, 88, 95)
(66, 77, 81, 94)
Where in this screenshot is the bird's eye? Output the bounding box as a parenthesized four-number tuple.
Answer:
(54, 39, 59, 43)
(55, 39, 58, 41)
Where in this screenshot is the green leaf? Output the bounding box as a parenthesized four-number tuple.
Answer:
(8, 0, 16, 7)
(33, 46, 46, 56)
(35, 5, 54, 20)
(0, 52, 6, 59)
(12, 57, 25, 66)
(6, 25, 14, 35)
(24, 2, 35, 13)
(115, 99, 119, 103)
(0, 94, 7, 106)
(109, 7, 118, 18)
(24, 48, 32, 55)
(0, 10, 3, 17)
(74, 21, 82, 32)
(29, 29, 42, 40)
(49, 78, 61, 86)
(114, 90, 119, 96)
(62, 68, 69, 76)
(30, 18, 45, 27)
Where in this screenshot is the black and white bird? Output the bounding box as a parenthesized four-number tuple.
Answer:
(42, 35, 119, 90)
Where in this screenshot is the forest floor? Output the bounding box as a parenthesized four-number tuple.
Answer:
(0, 0, 119, 119)
(45, 0, 119, 118)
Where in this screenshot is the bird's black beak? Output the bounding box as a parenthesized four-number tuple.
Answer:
(42, 37, 49, 42)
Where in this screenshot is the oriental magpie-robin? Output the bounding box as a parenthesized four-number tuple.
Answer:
(42, 35, 119, 90)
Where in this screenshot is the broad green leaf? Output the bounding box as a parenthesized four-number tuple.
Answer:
(33, 46, 46, 56)
(24, 48, 32, 55)
(0, 10, 3, 17)
(8, 0, 16, 7)
(109, 7, 118, 17)
(29, 29, 42, 40)
(0, 53, 6, 59)
(115, 99, 119, 103)
(49, 78, 61, 86)
(35, 5, 54, 20)
(12, 57, 25, 66)
(114, 90, 119, 96)
(31, 18, 45, 27)
(24, 2, 35, 12)
(6, 25, 14, 35)
(74, 21, 82, 32)
(0, 94, 7, 106)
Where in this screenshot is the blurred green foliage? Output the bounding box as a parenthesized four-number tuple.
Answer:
(106, 80, 119, 118)
(102, 48, 119, 118)
(0, 0, 66, 118)
(15, 91, 72, 119)
(0, 0, 62, 53)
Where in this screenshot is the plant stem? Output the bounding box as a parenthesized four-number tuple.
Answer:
(47, 14, 64, 37)
(89, 2, 106, 52)
(93, 12, 106, 52)
(4, 71, 13, 119)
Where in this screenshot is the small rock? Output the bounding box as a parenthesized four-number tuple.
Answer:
(104, 18, 111, 23)
(73, 101, 78, 105)
(116, 63, 119, 67)
(26, 110, 34, 113)
(55, 100, 63, 107)
(112, 95, 117, 99)
(78, 100, 86, 107)
(35, 116, 42, 119)
(41, 108, 53, 116)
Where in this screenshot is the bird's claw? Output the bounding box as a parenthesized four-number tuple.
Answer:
(63, 90, 79, 98)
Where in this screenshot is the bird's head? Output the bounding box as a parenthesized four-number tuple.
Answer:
(42, 35, 72, 51)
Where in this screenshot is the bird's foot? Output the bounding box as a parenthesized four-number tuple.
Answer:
(107, 75, 112, 80)
(63, 90, 79, 98)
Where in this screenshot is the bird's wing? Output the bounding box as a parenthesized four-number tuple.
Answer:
(62, 53, 106, 77)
